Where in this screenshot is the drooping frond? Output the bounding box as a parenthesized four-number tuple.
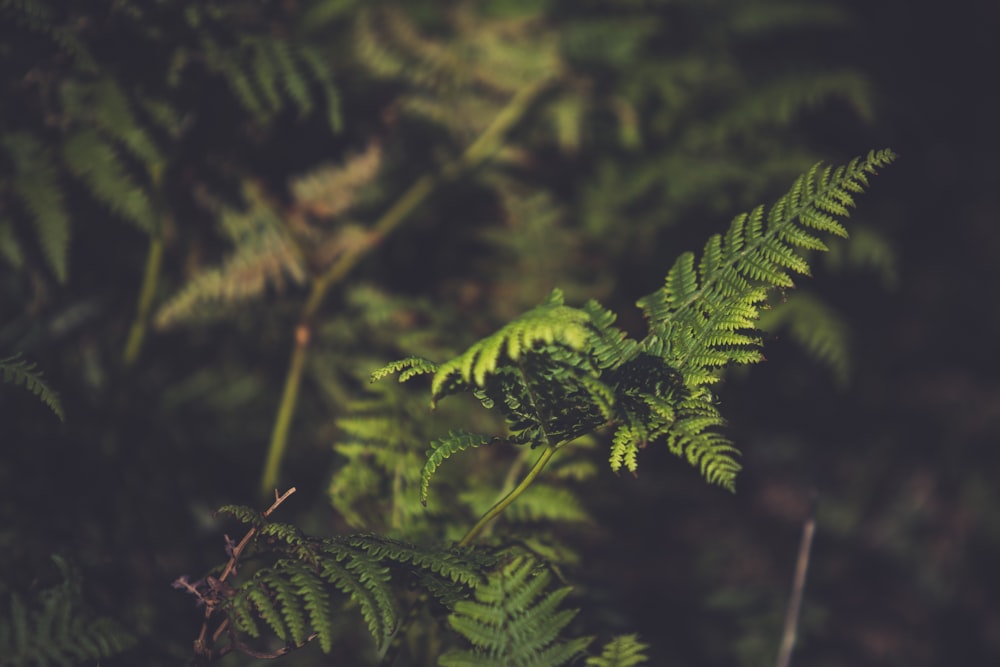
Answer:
(422, 431, 495, 506)
(586, 634, 650, 667)
(0, 353, 64, 421)
(0, 556, 135, 667)
(439, 556, 592, 667)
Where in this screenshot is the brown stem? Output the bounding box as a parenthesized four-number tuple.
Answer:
(193, 488, 297, 663)
(776, 494, 818, 667)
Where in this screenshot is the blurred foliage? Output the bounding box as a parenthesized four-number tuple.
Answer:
(2, 0, 997, 665)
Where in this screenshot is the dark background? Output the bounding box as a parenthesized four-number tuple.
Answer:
(2, 1, 999, 665)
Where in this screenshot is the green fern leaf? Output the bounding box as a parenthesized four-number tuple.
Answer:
(371, 356, 439, 383)
(61, 129, 156, 233)
(297, 45, 344, 133)
(0, 218, 25, 270)
(586, 634, 650, 667)
(59, 77, 164, 169)
(0, 557, 135, 666)
(288, 563, 336, 652)
(609, 425, 641, 474)
(440, 556, 591, 667)
(214, 504, 265, 528)
(1, 132, 71, 282)
(0, 353, 65, 420)
(431, 289, 591, 401)
(422, 431, 494, 505)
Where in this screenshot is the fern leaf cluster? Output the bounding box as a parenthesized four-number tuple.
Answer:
(439, 555, 591, 666)
(206, 506, 501, 655)
(0, 557, 135, 667)
(377, 151, 894, 495)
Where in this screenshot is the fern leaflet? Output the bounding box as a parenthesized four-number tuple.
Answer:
(439, 556, 591, 667)
(422, 431, 495, 505)
(0, 556, 135, 666)
(586, 634, 650, 667)
(0, 132, 71, 282)
(0, 354, 65, 421)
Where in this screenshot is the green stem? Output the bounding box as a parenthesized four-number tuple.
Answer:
(258, 76, 555, 496)
(458, 444, 557, 548)
(259, 329, 308, 496)
(122, 235, 164, 367)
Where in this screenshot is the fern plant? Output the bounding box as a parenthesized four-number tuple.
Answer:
(376, 150, 896, 535)
(185, 150, 893, 664)
(0, 556, 135, 667)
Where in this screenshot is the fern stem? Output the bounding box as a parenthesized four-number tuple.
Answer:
(122, 236, 164, 367)
(260, 76, 555, 495)
(458, 444, 557, 547)
(259, 326, 310, 496)
(303, 74, 553, 319)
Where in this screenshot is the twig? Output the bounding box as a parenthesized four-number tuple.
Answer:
(776, 493, 818, 667)
(192, 487, 297, 663)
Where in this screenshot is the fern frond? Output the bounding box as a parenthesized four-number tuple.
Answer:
(586, 634, 650, 667)
(61, 129, 156, 233)
(154, 185, 307, 328)
(59, 77, 164, 169)
(291, 142, 382, 219)
(0, 218, 24, 270)
(609, 425, 641, 475)
(440, 556, 591, 667)
(422, 431, 494, 505)
(638, 149, 895, 377)
(1, 132, 71, 282)
(0, 557, 135, 666)
(214, 504, 265, 528)
(314, 547, 395, 652)
(215, 525, 501, 655)
(0, 353, 65, 420)
(431, 289, 591, 400)
(287, 561, 337, 652)
(296, 45, 344, 134)
(370, 356, 439, 384)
